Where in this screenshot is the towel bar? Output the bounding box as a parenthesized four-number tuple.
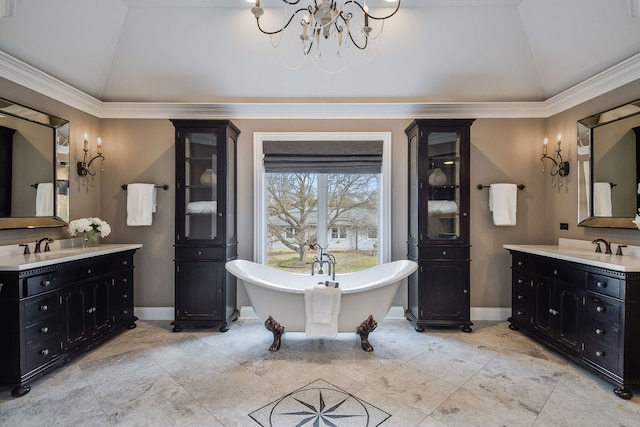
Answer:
(121, 184, 169, 190)
(477, 184, 525, 190)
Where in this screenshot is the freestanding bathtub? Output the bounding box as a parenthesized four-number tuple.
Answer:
(225, 259, 418, 352)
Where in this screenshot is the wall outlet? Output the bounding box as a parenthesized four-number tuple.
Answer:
(560, 223, 569, 230)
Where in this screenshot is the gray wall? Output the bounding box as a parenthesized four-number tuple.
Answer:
(2, 76, 640, 312)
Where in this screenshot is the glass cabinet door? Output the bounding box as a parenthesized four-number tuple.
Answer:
(426, 131, 461, 240)
(184, 131, 218, 241)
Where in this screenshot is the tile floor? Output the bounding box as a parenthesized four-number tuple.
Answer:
(1, 318, 639, 426)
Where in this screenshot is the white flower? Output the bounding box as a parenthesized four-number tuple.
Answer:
(68, 217, 111, 238)
(633, 214, 640, 230)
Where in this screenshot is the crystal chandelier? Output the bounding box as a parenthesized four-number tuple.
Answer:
(249, 0, 401, 58)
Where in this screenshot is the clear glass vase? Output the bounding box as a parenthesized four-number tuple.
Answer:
(83, 231, 100, 247)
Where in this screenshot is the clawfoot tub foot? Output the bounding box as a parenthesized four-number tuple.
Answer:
(264, 316, 285, 352)
(356, 315, 378, 352)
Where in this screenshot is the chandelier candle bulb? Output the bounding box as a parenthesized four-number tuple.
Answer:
(543, 137, 548, 155)
(84, 134, 88, 151)
(97, 137, 102, 155)
(557, 134, 561, 150)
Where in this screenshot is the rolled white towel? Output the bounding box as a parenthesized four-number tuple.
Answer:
(427, 200, 458, 216)
(186, 201, 217, 214)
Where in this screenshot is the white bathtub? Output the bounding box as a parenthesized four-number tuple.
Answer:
(225, 259, 418, 351)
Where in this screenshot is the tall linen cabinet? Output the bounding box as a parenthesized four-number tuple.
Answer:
(405, 119, 474, 332)
(170, 120, 239, 332)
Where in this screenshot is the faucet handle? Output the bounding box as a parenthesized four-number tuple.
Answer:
(616, 244, 627, 256)
(594, 242, 602, 253)
(19, 243, 30, 255)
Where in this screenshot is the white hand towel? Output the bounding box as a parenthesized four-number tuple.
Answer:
(127, 183, 157, 226)
(35, 182, 54, 216)
(305, 285, 341, 337)
(489, 183, 517, 226)
(186, 201, 217, 214)
(594, 182, 612, 217)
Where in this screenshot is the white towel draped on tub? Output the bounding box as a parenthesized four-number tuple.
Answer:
(594, 182, 612, 217)
(489, 183, 517, 226)
(305, 285, 341, 337)
(126, 183, 157, 226)
(35, 182, 54, 216)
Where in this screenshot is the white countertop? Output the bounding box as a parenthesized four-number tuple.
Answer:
(504, 238, 640, 272)
(0, 243, 143, 271)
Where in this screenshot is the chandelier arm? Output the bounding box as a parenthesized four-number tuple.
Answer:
(347, 29, 368, 50)
(255, 7, 309, 35)
(342, 0, 401, 20)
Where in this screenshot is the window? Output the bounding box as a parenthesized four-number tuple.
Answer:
(367, 227, 378, 239)
(254, 132, 391, 272)
(331, 226, 347, 240)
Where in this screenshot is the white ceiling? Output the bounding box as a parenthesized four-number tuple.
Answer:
(0, 0, 639, 117)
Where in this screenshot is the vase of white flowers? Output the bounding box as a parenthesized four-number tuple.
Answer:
(68, 217, 111, 247)
(633, 210, 640, 230)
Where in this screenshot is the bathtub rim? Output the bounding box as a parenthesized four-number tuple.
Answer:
(225, 259, 417, 295)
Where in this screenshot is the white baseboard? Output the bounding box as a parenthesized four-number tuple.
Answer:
(135, 306, 510, 322)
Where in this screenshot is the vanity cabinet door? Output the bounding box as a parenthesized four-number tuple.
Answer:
(62, 278, 111, 349)
(532, 278, 583, 351)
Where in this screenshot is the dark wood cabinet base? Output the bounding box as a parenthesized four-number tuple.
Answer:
(406, 309, 473, 333)
(171, 309, 239, 333)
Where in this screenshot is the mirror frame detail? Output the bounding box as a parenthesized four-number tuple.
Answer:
(0, 97, 69, 229)
(577, 98, 640, 229)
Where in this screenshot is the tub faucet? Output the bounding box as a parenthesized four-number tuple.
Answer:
(592, 238, 612, 254)
(35, 237, 54, 254)
(309, 243, 336, 280)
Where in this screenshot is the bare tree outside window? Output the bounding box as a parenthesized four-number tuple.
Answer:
(266, 172, 378, 271)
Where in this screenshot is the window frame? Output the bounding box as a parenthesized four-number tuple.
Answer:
(253, 132, 391, 265)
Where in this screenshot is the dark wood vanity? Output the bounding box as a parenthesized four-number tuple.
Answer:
(0, 245, 140, 397)
(506, 246, 640, 399)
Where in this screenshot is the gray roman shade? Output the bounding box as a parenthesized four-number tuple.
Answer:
(263, 140, 383, 173)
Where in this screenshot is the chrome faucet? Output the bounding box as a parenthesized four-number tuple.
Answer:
(309, 243, 336, 280)
(34, 237, 54, 254)
(592, 238, 612, 254)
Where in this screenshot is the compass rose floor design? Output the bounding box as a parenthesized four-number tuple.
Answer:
(249, 379, 390, 427)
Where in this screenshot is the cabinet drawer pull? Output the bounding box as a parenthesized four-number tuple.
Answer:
(595, 351, 605, 357)
(40, 349, 49, 356)
(441, 250, 447, 255)
(87, 307, 96, 313)
(197, 250, 203, 255)
(87, 268, 92, 274)
(517, 261, 523, 266)
(596, 306, 605, 313)
(596, 281, 607, 288)
(122, 294, 128, 299)
(517, 279, 523, 284)
(517, 295, 524, 300)
(548, 308, 558, 315)
(553, 269, 558, 275)
(517, 311, 525, 315)
(40, 326, 49, 334)
(121, 260, 128, 265)
(42, 280, 51, 287)
(121, 278, 128, 283)
(40, 305, 48, 311)
(595, 328, 605, 335)
(122, 309, 129, 314)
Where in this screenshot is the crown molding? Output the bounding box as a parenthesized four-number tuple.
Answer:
(1, 50, 638, 120)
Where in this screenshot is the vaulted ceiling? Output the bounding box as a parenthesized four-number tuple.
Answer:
(0, 0, 639, 118)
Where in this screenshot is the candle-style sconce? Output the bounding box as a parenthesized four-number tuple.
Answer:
(541, 134, 569, 186)
(77, 134, 104, 187)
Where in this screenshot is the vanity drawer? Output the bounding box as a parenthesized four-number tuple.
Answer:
(584, 318, 619, 349)
(587, 273, 621, 299)
(585, 294, 620, 326)
(25, 336, 61, 372)
(110, 272, 133, 308)
(25, 271, 62, 296)
(25, 318, 61, 348)
(585, 338, 618, 374)
(24, 293, 60, 325)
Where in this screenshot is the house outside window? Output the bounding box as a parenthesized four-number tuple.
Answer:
(331, 226, 347, 240)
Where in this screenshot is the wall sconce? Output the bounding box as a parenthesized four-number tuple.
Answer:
(77, 134, 104, 186)
(541, 134, 569, 186)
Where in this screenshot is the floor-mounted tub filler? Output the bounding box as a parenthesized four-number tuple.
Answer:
(225, 259, 418, 352)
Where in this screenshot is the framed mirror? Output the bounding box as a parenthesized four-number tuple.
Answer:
(577, 98, 640, 229)
(0, 98, 70, 229)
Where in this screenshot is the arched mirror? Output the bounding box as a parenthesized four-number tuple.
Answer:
(0, 98, 69, 229)
(577, 98, 640, 228)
